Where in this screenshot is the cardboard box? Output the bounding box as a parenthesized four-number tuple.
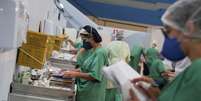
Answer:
(17, 31, 68, 68)
(17, 44, 53, 69)
(53, 37, 65, 51)
(26, 31, 55, 48)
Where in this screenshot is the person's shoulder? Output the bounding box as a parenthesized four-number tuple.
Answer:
(95, 47, 107, 54)
(108, 41, 121, 46)
(189, 58, 201, 71)
(121, 41, 129, 47)
(152, 59, 164, 65)
(181, 59, 201, 84)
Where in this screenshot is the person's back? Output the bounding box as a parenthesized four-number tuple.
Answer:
(105, 40, 130, 101)
(107, 40, 130, 64)
(146, 48, 166, 88)
(129, 45, 144, 70)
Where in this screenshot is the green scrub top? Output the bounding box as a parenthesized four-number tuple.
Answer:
(146, 48, 166, 87)
(76, 49, 92, 68)
(146, 48, 159, 66)
(158, 58, 201, 101)
(148, 59, 165, 81)
(129, 45, 143, 70)
(105, 88, 122, 101)
(76, 47, 108, 101)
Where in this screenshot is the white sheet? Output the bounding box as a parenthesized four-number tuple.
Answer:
(103, 60, 150, 101)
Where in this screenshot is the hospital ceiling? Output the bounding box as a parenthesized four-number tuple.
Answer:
(67, 0, 176, 26)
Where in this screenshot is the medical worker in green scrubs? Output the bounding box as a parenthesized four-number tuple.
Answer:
(63, 25, 108, 101)
(105, 32, 130, 101)
(129, 45, 144, 71)
(146, 48, 166, 89)
(75, 26, 94, 68)
(130, 0, 201, 101)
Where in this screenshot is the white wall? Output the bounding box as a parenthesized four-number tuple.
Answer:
(100, 26, 151, 49)
(148, 27, 165, 52)
(0, 49, 17, 101)
(0, 0, 19, 100)
(0, 0, 67, 100)
(26, 0, 66, 33)
(64, 26, 151, 49)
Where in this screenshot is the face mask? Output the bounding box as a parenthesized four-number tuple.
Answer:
(161, 36, 186, 62)
(83, 40, 92, 50)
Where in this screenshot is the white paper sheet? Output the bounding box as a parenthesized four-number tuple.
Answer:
(103, 60, 150, 101)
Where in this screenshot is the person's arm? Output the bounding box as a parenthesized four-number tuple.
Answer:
(161, 70, 176, 80)
(63, 71, 96, 81)
(77, 72, 96, 81)
(130, 76, 161, 101)
(78, 48, 85, 54)
(139, 62, 144, 75)
(66, 39, 76, 47)
(129, 89, 140, 101)
(71, 48, 86, 61)
(71, 68, 81, 72)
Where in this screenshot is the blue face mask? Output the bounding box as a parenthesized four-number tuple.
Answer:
(161, 35, 186, 62)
